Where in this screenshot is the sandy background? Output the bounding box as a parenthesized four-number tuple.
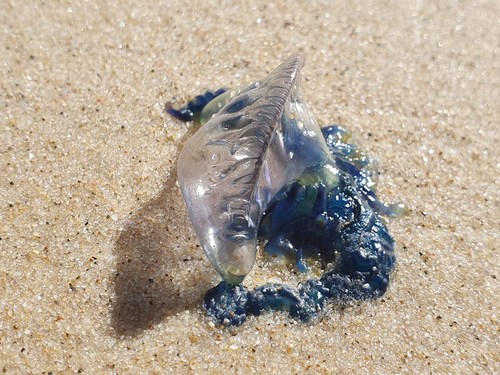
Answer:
(1, 1, 498, 374)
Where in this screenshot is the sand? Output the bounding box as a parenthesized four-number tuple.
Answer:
(1, 1, 498, 374)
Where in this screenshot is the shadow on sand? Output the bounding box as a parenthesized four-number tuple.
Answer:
(111, 127, 214, 336)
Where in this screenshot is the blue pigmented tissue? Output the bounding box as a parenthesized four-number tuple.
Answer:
(170, 54, 407, 326)
(166, 88, 226, 122)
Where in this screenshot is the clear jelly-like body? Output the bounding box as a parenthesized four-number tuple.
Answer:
(172, 54, 406, 325)
(178, 54, 338, 284)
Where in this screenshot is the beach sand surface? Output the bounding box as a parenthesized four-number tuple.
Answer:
(1, 1, 498, 373)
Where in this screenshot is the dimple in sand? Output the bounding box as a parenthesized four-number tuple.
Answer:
(167, 54, 407, 326)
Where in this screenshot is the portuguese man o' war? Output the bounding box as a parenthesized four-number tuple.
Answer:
(168, 53, 407, 326)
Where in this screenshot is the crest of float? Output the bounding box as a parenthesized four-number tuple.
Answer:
(177, 54, 335, 284)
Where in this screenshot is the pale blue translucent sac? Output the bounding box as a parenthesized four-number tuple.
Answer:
(177, 53, 337, 284)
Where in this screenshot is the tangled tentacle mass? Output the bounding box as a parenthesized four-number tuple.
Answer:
(169, 54, 407, 326)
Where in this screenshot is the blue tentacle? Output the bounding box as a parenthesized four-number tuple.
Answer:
(166, 88, 226, 122)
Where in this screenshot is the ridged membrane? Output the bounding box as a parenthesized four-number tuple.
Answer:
(177, 54, 334, 284)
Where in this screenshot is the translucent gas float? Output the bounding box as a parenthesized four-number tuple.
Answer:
(170, 54, 407, 325)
